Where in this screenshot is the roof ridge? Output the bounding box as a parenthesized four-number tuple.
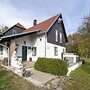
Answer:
(28, 14, 59, 29)
(24, 14, 59, 33)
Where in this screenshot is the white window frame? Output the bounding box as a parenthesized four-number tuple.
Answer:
(13, 30, 17, 34)
(56, 29, 58, 42)
(32, 47, 37, 56)
(60, 32, 62, 43)
(54, 47, 58, 56)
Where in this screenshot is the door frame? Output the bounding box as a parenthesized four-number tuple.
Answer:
(22, 46, 27, 62)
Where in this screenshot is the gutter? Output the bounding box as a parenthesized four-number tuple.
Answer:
(1, 29, 41, 40)
(0, 44, 10, 66)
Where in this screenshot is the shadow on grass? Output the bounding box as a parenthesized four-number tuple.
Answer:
(81, 61, 90, 74)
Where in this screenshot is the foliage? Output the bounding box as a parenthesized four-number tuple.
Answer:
(66, 60, 90, 90)
(78, 34, 90, 58)
(66, 33, 81, 55)
(66, 14, 90, 58)
(34, 58, 68, 76)
(78, 14, 90, 34)
(0, 25, 8, 33)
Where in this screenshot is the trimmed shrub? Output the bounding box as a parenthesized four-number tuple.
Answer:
(34, 58, 68, 76)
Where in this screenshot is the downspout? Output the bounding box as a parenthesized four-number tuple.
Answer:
(0, 43, 10, 66)
(45, 32, 47, 58)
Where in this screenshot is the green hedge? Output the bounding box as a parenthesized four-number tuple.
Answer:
(34, 58, 68, 76)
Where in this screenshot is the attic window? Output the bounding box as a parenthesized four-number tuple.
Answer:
(13, 30, 17, 34)
(60, 32, 62, 43)
(58, 18, 62, 23)
(55, 30, 58, 42)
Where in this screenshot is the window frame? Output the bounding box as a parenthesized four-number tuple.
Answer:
(0, 46, 3, 55)
(54, 47, 58, 56)
(55, 29, 58, 42)
(13, 29, 17, 34)
(32, 47, 37, 56)
(60, 32, 62, 43)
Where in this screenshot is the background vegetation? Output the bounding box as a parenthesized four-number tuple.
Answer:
(66, 14, 90, 58)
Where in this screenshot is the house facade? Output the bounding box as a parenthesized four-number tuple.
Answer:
(0, 23, 26, 64)
(0, 14, 68, 65)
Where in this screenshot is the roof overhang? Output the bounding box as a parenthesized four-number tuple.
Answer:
(0, 29, 41, 42)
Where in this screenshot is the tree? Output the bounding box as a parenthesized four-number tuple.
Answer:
(67, 14, 90, 58)
(78, 14, 90, 34)
(0, 25, 9, 33)
(78, 33, 90, 58)
(66, 33, 81, 55)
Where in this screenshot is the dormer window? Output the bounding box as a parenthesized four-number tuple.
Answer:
(60, 32, 62, 43)
(56, 29, 58, 42)
(13, 30, 17, 34)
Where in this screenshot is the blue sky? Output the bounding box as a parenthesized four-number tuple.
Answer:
(0, 0, 90, 35)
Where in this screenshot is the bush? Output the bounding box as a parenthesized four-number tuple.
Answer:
(34, 58, 68, 76)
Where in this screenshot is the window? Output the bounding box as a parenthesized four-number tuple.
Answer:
(0, 46, 3, 55)
(54, 47, 58, 56)
(58, 18, 62, 23)
(60, 32, 62, 43)
(32, 47, 37, 56)
(13, 30, 17, 34)
(56, 30, 58, 42)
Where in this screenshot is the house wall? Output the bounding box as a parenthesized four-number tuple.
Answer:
(46, 16, 67, 59)
(3, 26, 25, 36)
(15, 33, 45, 62)
(47, 17, 67, 47)
(0, 46, 8, 60)
(46, 42, 66, 59)
(15, 33, 66, 62)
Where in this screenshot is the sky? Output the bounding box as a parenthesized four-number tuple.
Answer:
(0, 0, 90, 35)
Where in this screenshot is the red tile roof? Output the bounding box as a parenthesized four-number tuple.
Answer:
(15, 23, 26, 29)
(24, 14, 59, 33)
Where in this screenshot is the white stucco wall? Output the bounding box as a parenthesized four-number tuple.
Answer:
(15, 34, 45, 62)
(15, 33, 66, 62)
(46, 42, 66, 59)
(67, 61, 82, 75)
(15, 35, 32, 60)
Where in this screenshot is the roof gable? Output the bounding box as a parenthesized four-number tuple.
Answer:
(15, 23, 26, 30)
(3, 23, 26, 35)
(24, 14, 59, 33)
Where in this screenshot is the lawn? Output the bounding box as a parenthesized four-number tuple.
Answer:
(66, 60, 90, 90)
(0, 61, 40, 90)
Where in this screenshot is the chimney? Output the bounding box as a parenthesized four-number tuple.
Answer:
(33, 19, 37, 26)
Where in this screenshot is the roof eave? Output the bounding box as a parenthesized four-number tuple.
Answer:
(0, 29, 41, 42)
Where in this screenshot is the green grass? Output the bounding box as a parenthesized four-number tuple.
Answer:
(0, 63, 40, 90)
(66, 60, 90, 90)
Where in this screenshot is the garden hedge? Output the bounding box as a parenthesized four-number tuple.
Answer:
(34, 58, 68, 76)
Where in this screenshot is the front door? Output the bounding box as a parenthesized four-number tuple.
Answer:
(22, 46, 27, 61)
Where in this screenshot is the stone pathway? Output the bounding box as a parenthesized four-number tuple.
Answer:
(23, 61, 35, 69)
(26, 69, 56, 86)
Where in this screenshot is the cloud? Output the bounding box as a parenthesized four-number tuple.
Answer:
(0, 0, 33, 28)
(0, 0, 90, 34)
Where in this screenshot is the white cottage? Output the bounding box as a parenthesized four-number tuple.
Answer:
(0, 14, 68, 65)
